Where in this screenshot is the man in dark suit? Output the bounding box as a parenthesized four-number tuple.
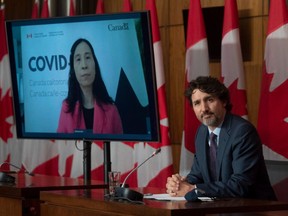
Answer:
(166, 76, 276, 201)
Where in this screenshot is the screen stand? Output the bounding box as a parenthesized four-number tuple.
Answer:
(82, 140, 111, 193)
(83, 140, 92, 185)
(103, 141, 111, 184)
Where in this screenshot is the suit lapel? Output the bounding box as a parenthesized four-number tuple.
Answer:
(216, 114, 232, 179)
(198, 127, 211, 180)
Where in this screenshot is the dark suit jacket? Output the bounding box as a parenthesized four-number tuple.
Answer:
(185, 113, 276, 201)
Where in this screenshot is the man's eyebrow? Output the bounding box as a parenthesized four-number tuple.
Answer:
(204, 95, 214, 100)
(192, 98, 200, 105)
(192, 95, 214, 104)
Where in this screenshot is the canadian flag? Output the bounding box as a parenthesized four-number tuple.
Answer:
(31, 0, 39, 19)
(96, 0, 104, 14)
(111, 0, 174, 188)
(221, 0, 247, 118)
(123, 0, 132, 12)
(179, 0, 210, 176)
(0, 2, 26, 172)
(142, 0, 173, 187)
(258, 0, 288, 160)
(0, 2, 13, 165)
(41, 0, 50, 18)
(69, 0, 75, 16)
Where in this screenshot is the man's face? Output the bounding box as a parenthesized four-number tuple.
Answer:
(191, 89, 227, 130)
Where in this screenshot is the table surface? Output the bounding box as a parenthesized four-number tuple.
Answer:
(0, 173, 107, 199)
(40, 187, 288, 216)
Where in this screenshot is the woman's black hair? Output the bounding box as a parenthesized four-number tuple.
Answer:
(184, 76, 232, 112)
(65, 38, 114, 113)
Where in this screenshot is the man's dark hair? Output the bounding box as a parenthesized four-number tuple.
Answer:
(184, 76, 232, 112)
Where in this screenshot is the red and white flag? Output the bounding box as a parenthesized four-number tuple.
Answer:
(123, 0, 132, 12)
(111, 0, 174, 188)
(41, 0, 50, 18)
(0, 0, 46, 174)
(31, 0, 39, 19)
(69, 0, 75, 16)
(258, 0, 288, 160)
(21, 0, 60, 176)
(0, 2, 13, 165)
(143, 0, 173, 187)
(96, 0, 104, 14)
(0, 2, 24, 172)
(221, 0, 247, 118)
(179, 0, 210, 176)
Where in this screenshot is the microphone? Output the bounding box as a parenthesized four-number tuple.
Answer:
(0, 172, 15, 183)
(0, 162, 34, 176)
(114, 148, 161, 202)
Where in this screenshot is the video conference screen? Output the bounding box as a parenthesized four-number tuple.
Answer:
(6, 11, 160, 142)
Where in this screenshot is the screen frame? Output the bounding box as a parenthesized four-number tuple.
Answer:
(6, 11, 160, 142)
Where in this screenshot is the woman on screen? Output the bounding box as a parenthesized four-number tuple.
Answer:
(57, 38, 123, 134)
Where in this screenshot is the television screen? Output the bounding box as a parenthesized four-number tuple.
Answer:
(6, 11, 160, 142)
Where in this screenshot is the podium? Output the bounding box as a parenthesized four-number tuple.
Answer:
(0, 173, 106, 216)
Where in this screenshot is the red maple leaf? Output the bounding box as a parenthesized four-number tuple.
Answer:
(0, 88, 14, 142)
(258, 70, 288, 158)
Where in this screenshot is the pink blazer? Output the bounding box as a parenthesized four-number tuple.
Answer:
(57, 100, 123, 134)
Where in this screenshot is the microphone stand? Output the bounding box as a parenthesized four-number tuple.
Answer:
(114, 148, 161, 202)
(0, 162, 34, 183)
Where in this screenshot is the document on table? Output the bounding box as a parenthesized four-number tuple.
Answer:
(144, 193, 186, 201)
(144, 193, 215, 201)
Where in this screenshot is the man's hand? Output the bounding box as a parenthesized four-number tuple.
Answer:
(166, 173, 195, 196)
